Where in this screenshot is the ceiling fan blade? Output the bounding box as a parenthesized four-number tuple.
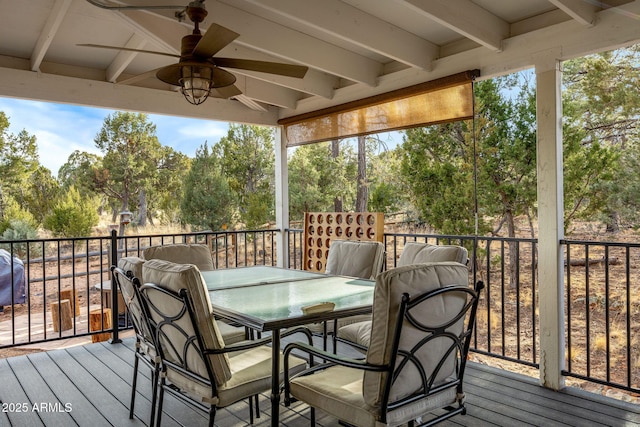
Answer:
(214, 85, 243, 99)
(213, 58, 308, 78)
(77, 44, 180, 59)
(192, 23, 240, 58)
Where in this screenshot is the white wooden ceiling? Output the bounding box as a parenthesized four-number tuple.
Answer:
(1, 0, 640, 126)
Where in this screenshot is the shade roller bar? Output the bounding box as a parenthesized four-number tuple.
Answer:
(280, 70, 479, 146)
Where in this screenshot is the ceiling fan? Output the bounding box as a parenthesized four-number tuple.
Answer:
(79, 0, 309, 105)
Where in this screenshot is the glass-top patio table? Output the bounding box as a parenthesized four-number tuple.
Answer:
(204, 266, 375, 426)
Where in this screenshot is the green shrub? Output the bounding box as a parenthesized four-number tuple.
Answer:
(0, 196, 38, 234)
(44, 186, 99, 237)
(0, 219, 40, 259)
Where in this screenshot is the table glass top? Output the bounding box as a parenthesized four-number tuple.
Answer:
(201, 266, 326, 290)
(208, 275, 374, 324)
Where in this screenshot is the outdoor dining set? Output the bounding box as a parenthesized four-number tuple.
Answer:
(110, 239, 483, 427)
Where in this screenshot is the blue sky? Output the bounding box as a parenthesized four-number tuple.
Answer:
(0, 96, 230, 177)
(0, 96, 403, 178)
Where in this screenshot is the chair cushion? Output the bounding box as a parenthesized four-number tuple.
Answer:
(290, 364, 456, 427)
(143, 244, 215, 271)
(363, 262, 469, 407)
(337, 319, 372, 348)
(117, 256, 145, 280)
(142, 259, 232, 385)
(324, 240, 384, 280)
(397, 242, 468, 267)
(216, 321, 246, 345)
(168, 345, 307, 407)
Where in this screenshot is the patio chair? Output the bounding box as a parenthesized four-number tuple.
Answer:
(143, 243, 247, 343)
(143, 243, 215, 271)
(112, 257, 159, 426)
(283, 262, 483, 427)
(139, 259, 310, 427)
(335, 242, 469, 352)
(306, 240, 384, 349)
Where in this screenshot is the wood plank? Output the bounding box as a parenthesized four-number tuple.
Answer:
(82, 341, 173, 427)
(26, 351, 106, 426)
(0, 358, 45, 426)
(7, 355, 75, 426)
(83, 342, 206, 426)
(47, 346, 146, 427)
(466, 363, 640, 424)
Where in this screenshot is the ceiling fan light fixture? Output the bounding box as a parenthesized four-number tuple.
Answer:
(179, 64, 213, 105)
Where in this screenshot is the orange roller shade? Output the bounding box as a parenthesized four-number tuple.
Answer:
(280, 70, 479, 146)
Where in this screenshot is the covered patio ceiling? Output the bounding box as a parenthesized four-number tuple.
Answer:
(1, 0, 640, 126)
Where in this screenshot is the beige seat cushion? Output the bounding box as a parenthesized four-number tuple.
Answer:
(397, 242, 468, 267)
(325, 240, 384, 280)
(171, 345, 307, 407)
(290, 365, 455, 427)
(143, 244, 215, 271)
(336, 319, 372, 348)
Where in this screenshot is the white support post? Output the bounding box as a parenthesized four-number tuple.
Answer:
(274, 126, 290, 268)
(535, 54, 565, 390)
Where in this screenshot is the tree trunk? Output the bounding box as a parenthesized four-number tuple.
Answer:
(355, 135, 368, 212)
(331, 139, 343, 212)
(505, 210, 518, 288)
(138, 190, 147, 227)
(605, 210, 620, 233)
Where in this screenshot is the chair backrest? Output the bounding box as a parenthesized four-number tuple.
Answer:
(397, 242, 468, 267)
(363, 262, 481, 415)
(117, 256, 145, 281)
(143, 244, 215, 271)
(141, 259, 231, 386)
(324, 240, 385, 280)
(111, 263, 154, 348)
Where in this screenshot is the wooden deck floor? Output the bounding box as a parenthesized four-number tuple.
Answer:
(1, 337, 639, 427)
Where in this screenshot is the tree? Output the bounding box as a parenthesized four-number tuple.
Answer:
(562, 47, 640, 231)
(58, 150, 101, 197)
(288, 142, 356, 221)
(149, 147, 191, 224)
(400, 122, 480, 236)
(93, 112, 162, 232)
(23, 166, 60, 224)
(368, 149, 405, 214)
(0, 112, 40, 220)
(181, 143, 235, 231)
(217, 125, 275, 229)
(44, 186, 99, 237)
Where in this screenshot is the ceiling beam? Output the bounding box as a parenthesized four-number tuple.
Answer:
(0, 66, 279, 125)
(190, 0, 383, 86)
(31, 0, 73, 71)
(106, 33, 148, 82)
(548, 0, 597, 26)
(243, 0, 438, 70)
(234, 75, 300, 109)
(282, 0, 640, 118)
(399, 0, 509, 52)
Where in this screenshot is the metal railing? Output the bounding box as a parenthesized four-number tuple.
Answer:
(0, 229, 279, 348)
(1, 228, 638, 395)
